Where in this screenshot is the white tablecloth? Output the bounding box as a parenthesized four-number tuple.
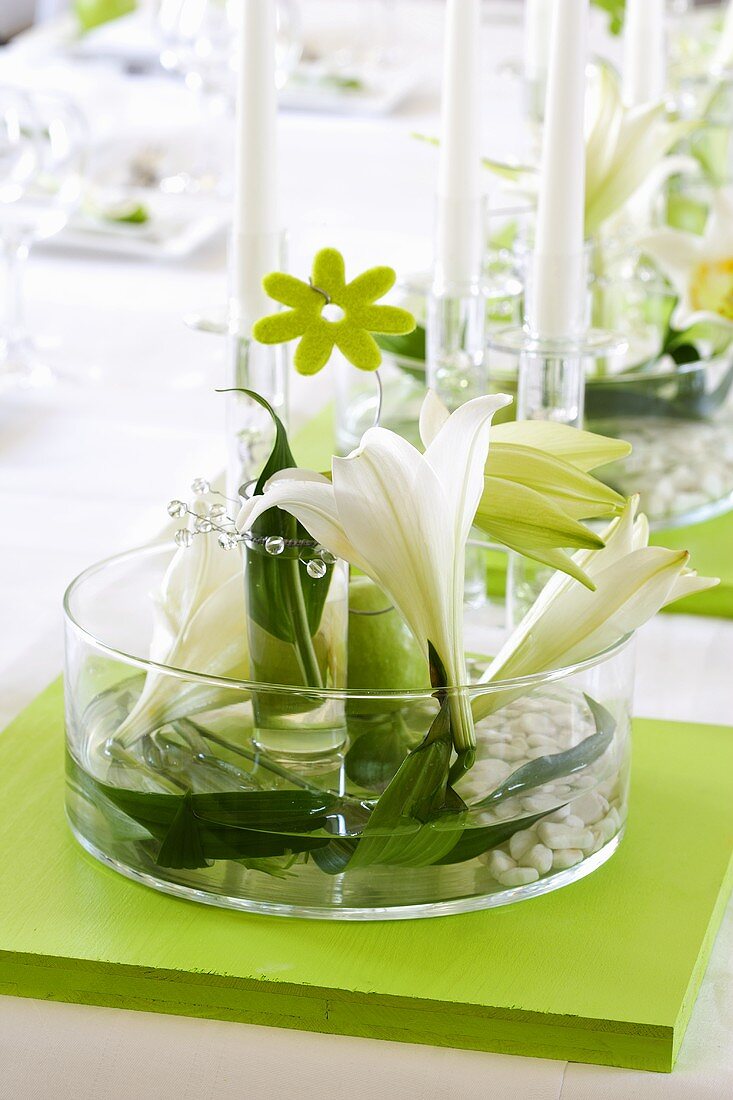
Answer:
(1, 5, 732, 1097)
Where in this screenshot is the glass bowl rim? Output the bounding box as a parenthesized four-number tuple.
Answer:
(64, 541, 634, 700)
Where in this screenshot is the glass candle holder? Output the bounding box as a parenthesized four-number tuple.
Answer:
(64, 543, 635, 920)
(225, 336, 289, 497)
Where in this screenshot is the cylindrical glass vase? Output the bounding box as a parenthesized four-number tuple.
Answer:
(243, 536, 349, 760)
(65, 544, 635, 921)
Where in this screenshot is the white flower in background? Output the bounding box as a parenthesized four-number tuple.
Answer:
(237, 392, 513, 752)
(455, 63, 691, 236)
(584, 63, 694, 236)
(711, 0, 733, 75)
(642, 189, 733, 329)
(474, 495, 717, 718)
(115, 528, 249, 748)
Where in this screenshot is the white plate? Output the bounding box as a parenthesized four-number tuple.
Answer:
(41, 191, 228, 261)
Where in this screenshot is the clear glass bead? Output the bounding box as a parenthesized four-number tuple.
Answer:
(218, 532, 238, 551)
(318, 548, 337, 565)
(191, 477, 210, 495)
(306, 558, 327, 579)
(174, 529, 193, 548)
(167, 500, 187, 519)
(209, 503, 227, 519)
(194, 517, 213, 533)
(264, 536, 285, 555)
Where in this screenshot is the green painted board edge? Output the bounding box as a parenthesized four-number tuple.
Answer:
(1, 680, 733, 1073)
(293, 405, 733, 619)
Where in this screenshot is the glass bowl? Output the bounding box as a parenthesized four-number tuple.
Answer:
(64, 543, 635, 920)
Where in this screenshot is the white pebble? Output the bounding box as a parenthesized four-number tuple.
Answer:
(572, 791, 609, 826)
(527, 735, 556, 750)
(509, 829, 537, 861)
(521, 713, 554, 737)
(538, 822, 595, 850)
(489, 743, 525, 762)
(486, 849, 516, 877)
(498, 866, 540, 887)
(521, 793, 561, 813)
(552, 848, 584, 870)
(561, 814, 585, 829)
(573, 774, 596, 789)
(521, 843, 553, 875)
(547, 805, 573, 822)
(504, 745, 528, 762)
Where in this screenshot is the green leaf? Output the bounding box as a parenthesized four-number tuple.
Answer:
(101, 782, 339, 869)
(434, 809, 553, 866)
(474, 476, 604, 589)
(346, 700, 468, 870)
(311, 838, 359, 874)
(374, 325, 426, 365)
(155, 792, 208, 869)
(220, 388, 333, 674)
(474, 694, 616, 812)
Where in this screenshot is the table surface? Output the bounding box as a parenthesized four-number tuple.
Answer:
(1, 4, 732, 1098)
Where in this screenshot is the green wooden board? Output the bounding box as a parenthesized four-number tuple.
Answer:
(1, 680, 732, 1072)
(293, 407, 733, 618)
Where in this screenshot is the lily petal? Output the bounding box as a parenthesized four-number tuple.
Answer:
(422, 393, 513, 546)
(236, 475, 364, 570)
(486, 444, 626, 520)
(640, 228, 704, 298)
(490, 421, 632, 472)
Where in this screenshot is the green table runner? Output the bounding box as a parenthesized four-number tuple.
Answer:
(1, 680, 732, 1072)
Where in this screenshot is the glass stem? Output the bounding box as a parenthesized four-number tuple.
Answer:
(2, 235, 30, 360)
(427, 284, 487, 412)
(281, 553, 324, 689)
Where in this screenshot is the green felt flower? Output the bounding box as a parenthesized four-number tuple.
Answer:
(253, 247, 416, 375)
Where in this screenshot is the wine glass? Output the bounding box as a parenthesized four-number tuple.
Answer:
(0, 88, 87, 389)
(154, 0, 302, 196)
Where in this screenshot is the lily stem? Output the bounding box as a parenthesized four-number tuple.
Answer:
(449, 690, 476, 754)
(282, 552, 324, 689)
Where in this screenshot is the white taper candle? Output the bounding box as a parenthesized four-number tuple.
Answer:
(524, 0, 553, 83)
(434, 0, 482, 288)
(232, 0, 280, 335)
(623, 0, 666, 107)
(528, 0, 588, 340)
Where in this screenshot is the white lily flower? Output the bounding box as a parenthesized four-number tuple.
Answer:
(584, 63, 694, 236)
(641, 188, 733, 329)
(468, 63, 690, 236)
(474, 496, 717, 717)
(237, 392, 513, 752)
(420, 391, 628, 586)
(711, 0, 733, 75)
(116, 532, 249, 748)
